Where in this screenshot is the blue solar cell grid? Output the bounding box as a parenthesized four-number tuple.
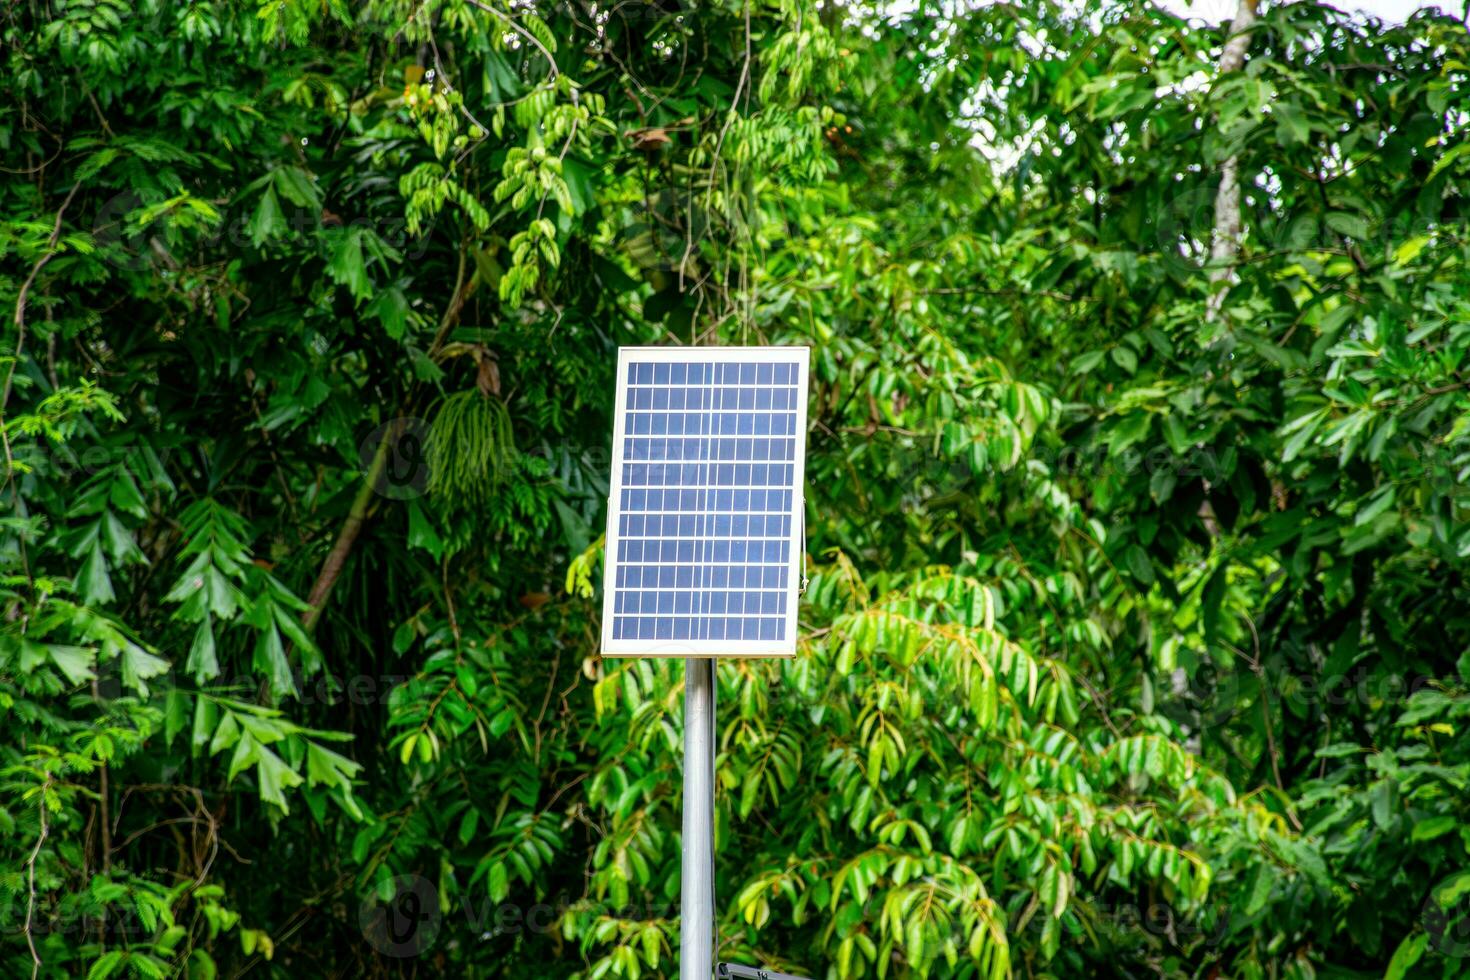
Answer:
(605, 354, 804, 649)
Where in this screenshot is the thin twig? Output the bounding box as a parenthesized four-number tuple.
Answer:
(3, 181, 81, 595)
(692, 0, 752, 292)
(24, 777, 52, 980)
(7, 181, 81, 412)
(463, 0, 559, 78)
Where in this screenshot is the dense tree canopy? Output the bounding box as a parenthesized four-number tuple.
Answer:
(3, 0, 1469, 978)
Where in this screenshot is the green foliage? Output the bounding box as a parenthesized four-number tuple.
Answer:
(2, 0, 1469, 977)
(426, 391, 516, 505)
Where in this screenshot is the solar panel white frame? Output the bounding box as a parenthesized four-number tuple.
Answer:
(601, 346, 810, 657)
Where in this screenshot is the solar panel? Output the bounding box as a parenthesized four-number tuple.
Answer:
(600, 347, 810, 657)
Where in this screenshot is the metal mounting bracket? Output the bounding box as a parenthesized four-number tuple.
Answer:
(717, 963, 816, 980)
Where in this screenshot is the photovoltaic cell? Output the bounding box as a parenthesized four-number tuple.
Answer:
(600, 347, 810, 656)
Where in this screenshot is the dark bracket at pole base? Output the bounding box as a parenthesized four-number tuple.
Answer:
(717, 963, 815, 980)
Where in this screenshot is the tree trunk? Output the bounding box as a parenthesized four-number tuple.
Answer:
(1205, 0, 1260, 323)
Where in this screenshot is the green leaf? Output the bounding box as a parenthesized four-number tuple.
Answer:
(1243, 863, 1274, 916)
(207, 709, 240, 758)
(272, 166, 321, 210)
(188, 950, 218, 980)
(108, 469, 148, 518)
(248, 186, 287, 247)
(458, 808, 480, 845)
(49, 644, 97, 686)
(407, 499, 443, 555)
(77, 541, 115, 606)
(272, 603, 318, 667)
(87, 951, 127, 980)
(1275, 102, 1310, 145)
(227, 730, 260, 782)
(306, 741, 362, 790)
(252, 623, 296, 699)
(1384, 931, 1427, 980)
(165, 687, 190, 745)
(1325, 211, 1369, 241)
(1070, 350, 1105, 374)
(1200, 563, 1228, 647)
(187, 618, 219, 683)
(1411, 815, 1456, 842)
(328, 228, 372, 301)
(366, 286, 410, 340)
(121, 639, 170, 696)
(206, 566, 240, 620)
(488, 861, 510, 902)
(1434, 870, 1470, 909)
(255, 744, 304, 812)
(192, 696, 217, 754)
(1371, 779, 1397, 830)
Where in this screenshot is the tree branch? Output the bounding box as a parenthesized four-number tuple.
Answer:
(24, 777, 52, 980)
(1205, 0, 1259, 324)
(7, 181, 81, 412)
(301, 249, 476, 633)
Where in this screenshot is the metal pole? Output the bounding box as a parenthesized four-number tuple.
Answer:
(681, 656, 715, 980)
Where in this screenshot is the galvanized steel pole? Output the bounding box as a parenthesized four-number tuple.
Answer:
(681, 657, 715, 980)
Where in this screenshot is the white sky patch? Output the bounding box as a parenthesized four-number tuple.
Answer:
(879, 0, 1455, 29)
(928, 0, 1457, 169)
(1159, 0, 1451, 23)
